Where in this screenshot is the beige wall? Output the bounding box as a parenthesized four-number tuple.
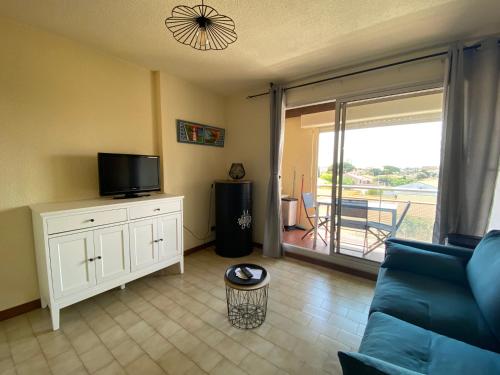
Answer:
(281, 117, 317, 229)
(0, 18, 157, 310)
(157, 72, 227, 250)
(225, 94, 269, 243)
(0, 18, 227, 311)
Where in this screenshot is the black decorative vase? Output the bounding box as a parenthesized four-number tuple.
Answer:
(229, 163, 245, 180)
(215, 180, 253, 257)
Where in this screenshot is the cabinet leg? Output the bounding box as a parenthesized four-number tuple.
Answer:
(120, 284, 126, 290)
(40, 297, 48, 309)
(179, 259, 184, 274)
(50, 306, 60, 331)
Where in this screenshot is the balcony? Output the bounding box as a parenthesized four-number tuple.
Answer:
(282, 184, 438, 263)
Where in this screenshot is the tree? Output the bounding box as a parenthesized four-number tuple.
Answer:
(326, 162, 355, 173)
(368, 168, 383, 176)
(343, 176, 355, 185)
(382, 165, 400, 174)
(319, 172, 333, 183)
(343, 161, 355, 173)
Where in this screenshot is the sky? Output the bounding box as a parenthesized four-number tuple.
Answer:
(318, 122, 442, 169)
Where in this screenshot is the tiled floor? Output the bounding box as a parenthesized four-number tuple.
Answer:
(0, 247, 375, 375)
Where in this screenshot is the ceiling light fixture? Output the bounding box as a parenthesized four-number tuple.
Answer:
(165, 0, 237, 51)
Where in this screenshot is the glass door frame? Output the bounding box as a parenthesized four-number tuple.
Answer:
(283, 79, 444, 274)
(328, 81, 444, 258)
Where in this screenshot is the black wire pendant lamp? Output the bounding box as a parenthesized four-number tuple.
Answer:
(165, 0, 237, 51)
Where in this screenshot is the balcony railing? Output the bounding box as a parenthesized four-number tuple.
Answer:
(317, 183, 438, 242)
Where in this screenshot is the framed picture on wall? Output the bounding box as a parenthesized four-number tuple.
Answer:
(176, 119, 225, 147)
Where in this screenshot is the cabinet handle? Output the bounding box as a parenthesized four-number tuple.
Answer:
(97, 256, 102, 260)
(88, 219, 95, 223)
(159, 238, 164, 242)
(153, 208, 161, 212)
(153, 239, 159, 243)
(88, 258, 94, 262)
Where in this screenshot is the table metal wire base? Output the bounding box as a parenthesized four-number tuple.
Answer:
(225, 285, 269, 329)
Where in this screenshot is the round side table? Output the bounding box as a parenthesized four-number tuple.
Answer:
(224, 266, 270, 329)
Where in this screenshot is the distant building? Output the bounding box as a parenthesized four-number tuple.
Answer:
(383, 182, 437, 197)
(344, 172, 373, 185)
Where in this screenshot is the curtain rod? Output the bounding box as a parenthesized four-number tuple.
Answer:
(246, 41, 498, 100)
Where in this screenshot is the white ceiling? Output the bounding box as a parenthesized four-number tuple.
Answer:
(1, 0, 499, 95)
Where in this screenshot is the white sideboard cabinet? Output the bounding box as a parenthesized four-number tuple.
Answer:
(30, 194, 184, 330)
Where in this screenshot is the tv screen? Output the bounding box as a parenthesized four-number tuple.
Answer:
(98, 153, 160, 197)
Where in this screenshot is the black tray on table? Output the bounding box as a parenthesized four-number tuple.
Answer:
(225, 263, 267, 286)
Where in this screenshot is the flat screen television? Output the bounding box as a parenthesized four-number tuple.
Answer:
(98, 153, 161, 198)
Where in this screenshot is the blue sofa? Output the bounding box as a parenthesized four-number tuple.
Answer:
(338, 230, 500, 374)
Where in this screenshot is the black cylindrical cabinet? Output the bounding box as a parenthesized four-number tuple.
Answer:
(215, 180, 253, 257)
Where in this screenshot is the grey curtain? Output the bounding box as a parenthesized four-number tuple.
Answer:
(263, 84, 285, 257)
(433, 39, 500, 243)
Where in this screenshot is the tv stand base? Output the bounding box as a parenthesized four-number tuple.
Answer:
(113, 193, 151, 199)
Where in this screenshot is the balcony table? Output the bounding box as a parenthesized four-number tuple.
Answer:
(313, 199, 398, 249)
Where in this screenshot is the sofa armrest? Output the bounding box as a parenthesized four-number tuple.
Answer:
(382, 241, 468, 285)
(338, 352, 423, 375)
(386, 238, 473, 260)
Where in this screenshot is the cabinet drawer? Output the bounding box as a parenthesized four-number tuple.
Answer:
(129, 200, 181, 220)
(47, 209, 128, 234)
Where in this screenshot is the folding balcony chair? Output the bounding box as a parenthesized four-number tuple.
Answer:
(367, 201, 411, 253)
(338, 199, 369, 252)
(301, 192, 330, 246)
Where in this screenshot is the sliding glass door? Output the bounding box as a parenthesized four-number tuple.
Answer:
(329, 88, 443, 262)
(281, 84, 443, 268)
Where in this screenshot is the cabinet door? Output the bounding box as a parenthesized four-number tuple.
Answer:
(129, 219, 158, 271)
(157, 213, 182, 261)
(49, 232, 96, 299)
(94, 225, 130, 283)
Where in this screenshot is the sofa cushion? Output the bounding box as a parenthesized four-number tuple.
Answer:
(370, 268, 499, 352)
(387, 238, 474, 260)
(349, 312, 500, 374)
(383, 241, 468, 285)
(466, 230, 500, 341)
